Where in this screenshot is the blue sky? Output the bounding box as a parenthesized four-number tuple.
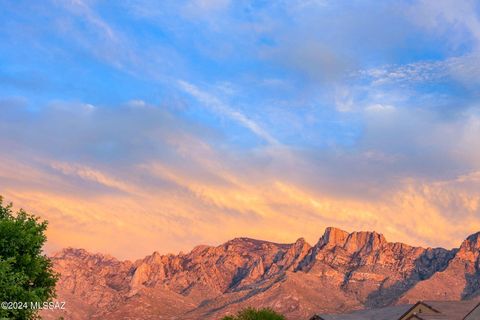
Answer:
(1, 0, 480, 258)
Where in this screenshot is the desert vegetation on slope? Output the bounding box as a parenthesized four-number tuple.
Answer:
(221, 307, 285, 320)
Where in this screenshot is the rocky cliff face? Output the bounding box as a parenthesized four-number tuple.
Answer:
(42, 228, 479, 320)
(398, 232, 480, 303)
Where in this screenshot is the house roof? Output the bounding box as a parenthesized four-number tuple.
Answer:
(463, 301, 480, 319)
(422, 300, 480, 320)
(312, 304, 413, 320)
(407, 316, 448, 320)
(312, 300, 480, 320)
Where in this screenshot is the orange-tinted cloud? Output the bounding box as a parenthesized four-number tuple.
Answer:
(2, 150, 480, 259)
(1, 100, 479, 259)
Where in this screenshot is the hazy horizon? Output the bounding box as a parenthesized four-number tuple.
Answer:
(1, 0, 480, 259)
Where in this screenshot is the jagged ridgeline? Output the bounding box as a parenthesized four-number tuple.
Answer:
(41, 228, 480, 320)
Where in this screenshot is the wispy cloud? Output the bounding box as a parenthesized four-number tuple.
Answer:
(1, 1, 480, 258)
(179, 80, 279, 145)
(1, 98, 479, 258)
(408, 0, 480, 49)
(50, 161, 138, 194)
(357, 54, 480, 88)
(63, 0, 117, 41)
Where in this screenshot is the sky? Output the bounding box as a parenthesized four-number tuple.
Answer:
(1, 0, 480, 259)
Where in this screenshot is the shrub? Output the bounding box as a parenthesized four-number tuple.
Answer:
(221, 307, 286, 320)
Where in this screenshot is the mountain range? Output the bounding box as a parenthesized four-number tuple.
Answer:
(41, 227, 480, 320)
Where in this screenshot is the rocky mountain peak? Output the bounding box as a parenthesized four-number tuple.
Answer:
(455, 231, 480, 262)
(318, 227, 350, 247)
(191, 244, 212, 254)
(224, 237, 265, 249)
(42, 228, 480, 320)
(293, 237, 308, 248)
(460, 232, 480, 251)
(317, 227, 386, 253)
(53, 247, 119, 263)
(344, 230, 386, 252)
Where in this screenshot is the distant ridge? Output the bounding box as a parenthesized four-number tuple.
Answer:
(42, 227, 480, 320)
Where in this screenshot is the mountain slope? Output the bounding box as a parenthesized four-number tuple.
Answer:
(42, 227, 480, 320)
(399, 232, 480, 303)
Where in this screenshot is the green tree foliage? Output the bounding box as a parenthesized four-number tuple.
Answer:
(221, 307, 286, 320)
(0, 197, 58, 319)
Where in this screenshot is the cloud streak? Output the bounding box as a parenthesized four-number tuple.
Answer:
(0, 98, 479, 259)
(179, 80, 279, 145)
(1, 1, 480, 259)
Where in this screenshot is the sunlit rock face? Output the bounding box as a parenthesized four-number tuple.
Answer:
(398, 232, 480, 303)
(41, 227, 480, 320)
